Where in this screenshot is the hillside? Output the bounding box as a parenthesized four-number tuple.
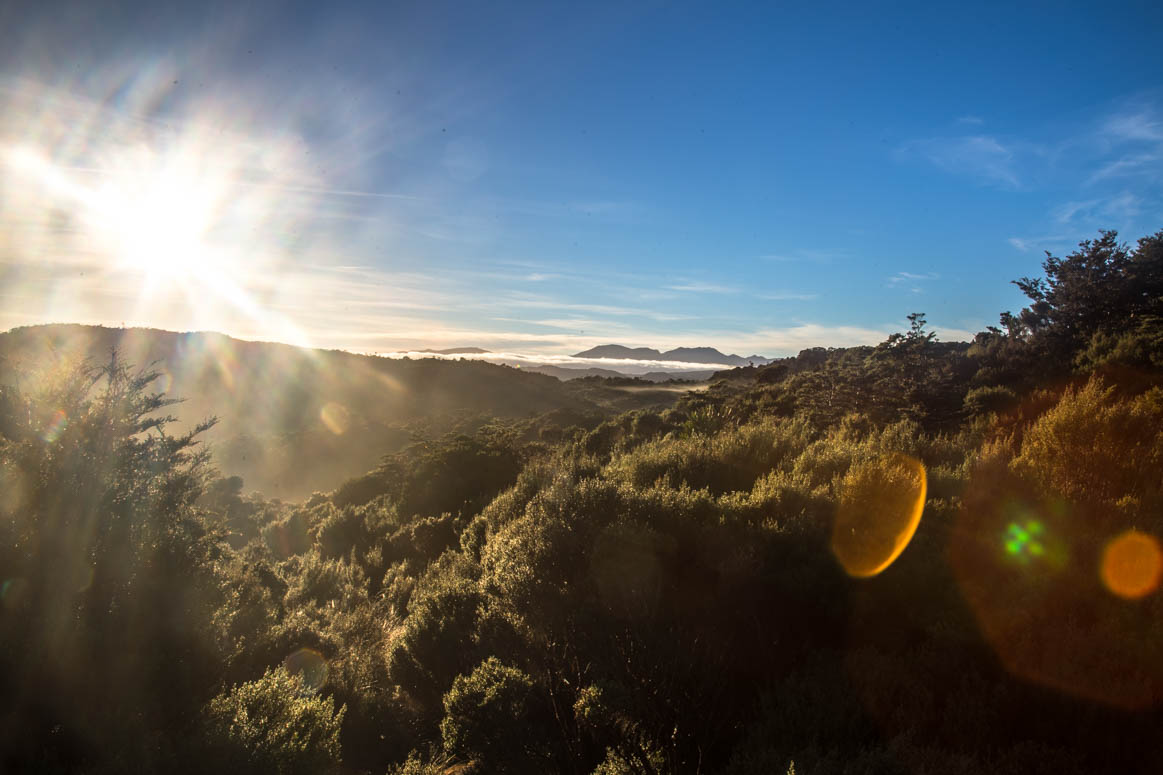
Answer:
(528, 364, 718, 382)
(0, 325, 610, 499)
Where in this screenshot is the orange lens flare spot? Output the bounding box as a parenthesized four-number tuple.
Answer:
(1101, 530, 1163, 600)
(831, 453, 927, 578)
(320, 401, 350, 435)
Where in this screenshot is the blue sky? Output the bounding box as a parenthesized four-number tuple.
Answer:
(1, 0, 1161, 357)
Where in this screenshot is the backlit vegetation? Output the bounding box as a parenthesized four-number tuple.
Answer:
(1, 230, 1161, 773)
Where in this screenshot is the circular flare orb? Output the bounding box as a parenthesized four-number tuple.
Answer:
(284, 648, 328, 692)
(831, 453, 927, 578)
(320, 402, 350, 435)
(1101, 530, 1162, 600)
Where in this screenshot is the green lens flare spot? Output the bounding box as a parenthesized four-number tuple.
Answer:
(1004, 521, 1045, 563)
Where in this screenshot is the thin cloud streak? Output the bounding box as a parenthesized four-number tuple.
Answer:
(900, 135, 1021, 188)
(758, 292, 819, 301)
(664, 281, 738, 294)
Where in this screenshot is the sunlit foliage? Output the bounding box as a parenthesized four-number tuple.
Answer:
(202, 666, 345, 775)
(2, 228, 1162, 773)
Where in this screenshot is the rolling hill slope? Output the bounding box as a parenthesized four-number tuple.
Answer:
(0, 324, 606, 499)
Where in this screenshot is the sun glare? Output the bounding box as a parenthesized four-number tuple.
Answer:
(92, 157, 219, 283)
(2, 103, 314, 348)
(6, 142, 222, 284)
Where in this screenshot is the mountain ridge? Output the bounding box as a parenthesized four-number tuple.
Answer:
(572, 343, 772, 366)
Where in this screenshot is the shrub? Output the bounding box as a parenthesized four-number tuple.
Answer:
(440, 657, 547, 773)
(387, 555, 484, 715)
(202, 666, 345, 775)
(963, 385, 1018, 417)
(1010, 379, 1163, 522)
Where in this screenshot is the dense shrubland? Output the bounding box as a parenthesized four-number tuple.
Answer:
(2, 230, 1162, 773)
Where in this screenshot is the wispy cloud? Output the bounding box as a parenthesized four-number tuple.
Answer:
(1087, 152, 1162, 183)
(956, 115, 985, 126)
(664, 281, 738, 294)
(900, 134, 1022, 188)
(759, 248, 845, 264)
(757, 292, 819, 301)
(1084, 103, 1163, 184)
(502, 297, 697, 322)
(887, 271, 939, 294)
(1007, 234, 1084, 253)
(1102, 110, 1163, 143)
(1053, 193, 1141, 223)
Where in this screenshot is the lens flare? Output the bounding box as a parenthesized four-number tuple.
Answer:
(284, 648, 328, 693)
(0, 578, 29, 612)
(1101, 530, 1162, 600)
(41, 409, 67, 443)
(1004, 520, 1045, 564)
(320, 402, 351, 435)
(831, 453, 926, 578)
(953, 466, 1163, 709)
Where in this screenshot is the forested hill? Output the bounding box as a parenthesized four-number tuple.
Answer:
(0, 325, 621, 499)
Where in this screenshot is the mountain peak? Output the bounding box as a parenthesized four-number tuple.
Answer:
(571, 344, 771, 367)
(419, 347, 491, 355)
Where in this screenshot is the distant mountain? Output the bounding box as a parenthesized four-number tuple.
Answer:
(571, 345, 668, 360)
(572, 344, 772, 367)
(419, 347, 491, 355)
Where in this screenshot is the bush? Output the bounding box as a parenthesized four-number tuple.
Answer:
(963, 385, 1018, 417)
(440, 657, 547, 773)
(202, 666, 345, 775)
(387, 555, 484, 715)
(1010, 379, 1163, 522)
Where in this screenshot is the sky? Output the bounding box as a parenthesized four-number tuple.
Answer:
(1, 0, 1161, 358)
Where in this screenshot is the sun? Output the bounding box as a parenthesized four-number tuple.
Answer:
(89, 151, 221, 284)
(6, 143, 222, 285)
(3, 113, 310, 346)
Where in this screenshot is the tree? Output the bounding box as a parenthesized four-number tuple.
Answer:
(0, 352, 222, 769)
(1011, 230, 1157, 359)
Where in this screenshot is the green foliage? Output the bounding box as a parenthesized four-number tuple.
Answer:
(1007, 229, 1163, 367)
(387, 554, 485, 716)
(440, 657, 547, 773)
(6, 226, 1163, 774)
(284, 549, 367, 609)
(1074, 315, 1163, 372)
(333, 426, 524, 516)
(387, 750, 458, 775)
(606, 417, 815, 494)
(202, 666, 345, 775)
(1010, 378, 1163, 526)
(0, 353, 222, 768)
(963, 384, 1018, 416)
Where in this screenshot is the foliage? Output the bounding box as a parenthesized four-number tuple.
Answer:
(440, 657, 548, 773)
(201, 666, 345, 775)
(0, 353, 222, 770)
(3, 227, 1163, 774)
(1009, 378, 1163, 527)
